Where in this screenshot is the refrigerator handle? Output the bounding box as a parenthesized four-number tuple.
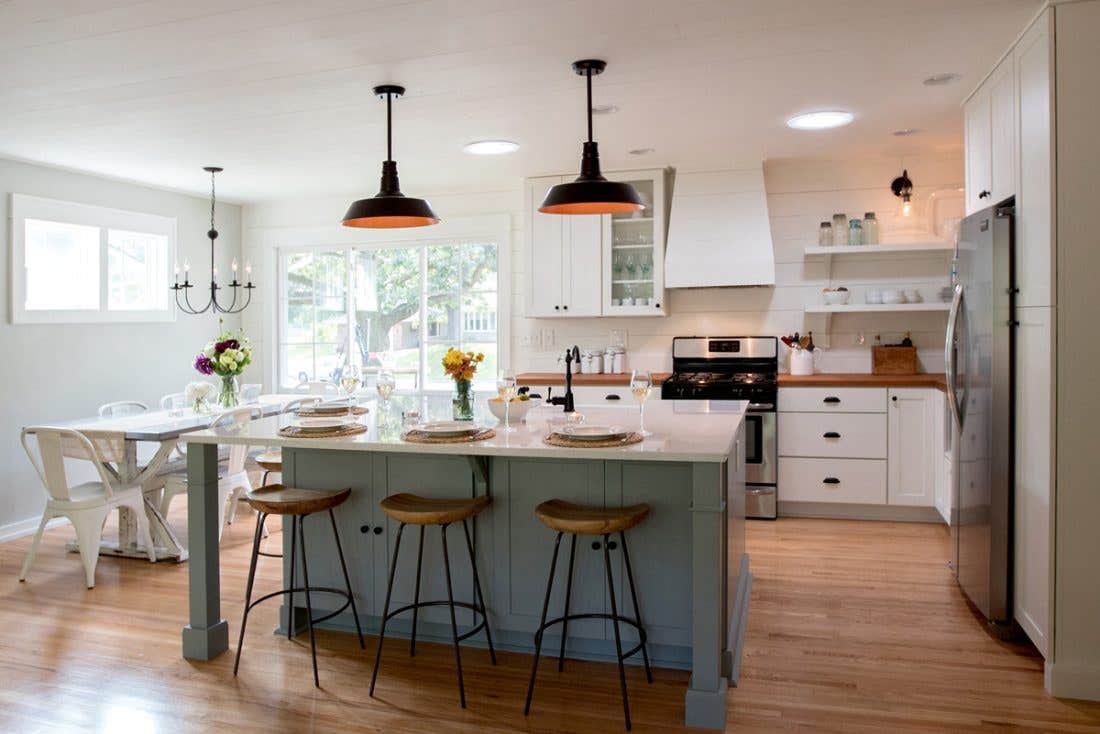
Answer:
(944, 284, 964, 429)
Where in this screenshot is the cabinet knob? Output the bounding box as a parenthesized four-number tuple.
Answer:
(373, 526, 383, 535)
(554, 305, 560, 311)
(823, 431, 841, 439)
(591, 541, 601, 551)
(892, 395, 898, 402)
(823, 477, 841, 485)
(607, 540, 618, 550)
(654, 303, 661, 309)
(979, 190, 991, 199)
(360, 524, 370, 534)
(563, 305, 568, 310)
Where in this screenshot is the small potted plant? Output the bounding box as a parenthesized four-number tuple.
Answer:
(194, 327, 253, 408)
(442, 348, 484, 421)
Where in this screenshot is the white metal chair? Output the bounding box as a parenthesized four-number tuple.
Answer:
(20, 427, 156, 588)
(250, 397, 321, 487)
(240, 383, 262, 404)
(98, 400, 148, 418)
(294, 380, 340, 396)
(159, 393, 186, 410)
(159, 406, 260, 541)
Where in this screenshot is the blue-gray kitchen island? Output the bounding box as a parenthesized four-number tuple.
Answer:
(181, 399, 749, 730)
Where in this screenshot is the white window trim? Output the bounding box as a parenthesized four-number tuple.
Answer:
(9, 193, 177, 324)
(262, 215, 511, 392)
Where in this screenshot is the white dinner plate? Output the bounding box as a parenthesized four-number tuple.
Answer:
(297, 403, 349, 415)
(291, 416, 358, 432)
(554, 424, 630, 441)
(415, 421, 482, 437)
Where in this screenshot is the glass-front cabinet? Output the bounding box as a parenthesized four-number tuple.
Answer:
(602, 169, 667, 316)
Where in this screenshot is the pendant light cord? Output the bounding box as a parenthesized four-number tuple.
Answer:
(585, 69, 594, 144)
(209, 169, 216, 233)
(386, 91, 393, 162)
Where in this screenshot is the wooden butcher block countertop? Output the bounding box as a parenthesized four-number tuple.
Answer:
(778, 373, 948, 391)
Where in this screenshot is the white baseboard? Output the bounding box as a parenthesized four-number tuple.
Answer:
(778, 501, 945, 523)
(0, 515, 69, 544)
(1046, 660, 1100, 701)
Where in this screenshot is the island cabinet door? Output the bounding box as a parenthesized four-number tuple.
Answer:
(487, 457, 608, 645)
(283, 449, 378, 618)
(612, 461, 694, 649)
(371, 453, 479, 629)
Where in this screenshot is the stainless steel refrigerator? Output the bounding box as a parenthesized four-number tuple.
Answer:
(946, 202, 1015, 632)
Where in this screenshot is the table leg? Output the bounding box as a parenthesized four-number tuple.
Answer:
(182, 442, 228, 660)
(685, 462, 728, 730)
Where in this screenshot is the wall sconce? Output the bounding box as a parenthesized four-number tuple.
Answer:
(891, 169, 915, 218)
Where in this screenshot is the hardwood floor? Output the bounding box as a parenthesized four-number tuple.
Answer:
(1, 512, 1098, 733)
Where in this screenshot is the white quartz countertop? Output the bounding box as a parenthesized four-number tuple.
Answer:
(184, 397, 746, 463)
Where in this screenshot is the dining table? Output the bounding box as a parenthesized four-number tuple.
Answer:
(58, 394, 297, 562)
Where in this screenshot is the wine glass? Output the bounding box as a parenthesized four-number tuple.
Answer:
(497, 369, 517, 431)
(630, 370, 653, 437)
(340, 365, 361, 409)
(625, 255, 637, 278)
(376, 369, 396, 409)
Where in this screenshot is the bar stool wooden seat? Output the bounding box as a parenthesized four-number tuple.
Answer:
(254, 450, 283, 486)
(233, 484, 364, 687)
(525, 499, 653, 731)
(370, 493, 495, 709)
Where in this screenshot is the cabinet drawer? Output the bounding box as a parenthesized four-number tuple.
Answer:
(779, 457, 887, 504)
(778, 413, 887, 458)
(778, 387, 887, 413)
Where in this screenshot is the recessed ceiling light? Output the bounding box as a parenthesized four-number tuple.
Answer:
(629, 147, 655, 155)
(462, 140, 519, 155)
(591, 104, 618, 115)
(893, 128, 920, 136)
(923, 73, 961, 86)
(786, 111, 854, 130)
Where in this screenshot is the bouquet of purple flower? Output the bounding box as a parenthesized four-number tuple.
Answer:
(195, 328, 252, 407)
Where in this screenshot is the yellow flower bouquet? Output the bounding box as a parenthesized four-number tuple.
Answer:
(443, 348, 484, 420)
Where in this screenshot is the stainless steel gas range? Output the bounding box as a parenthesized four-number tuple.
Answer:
(661, 336, 778, 519)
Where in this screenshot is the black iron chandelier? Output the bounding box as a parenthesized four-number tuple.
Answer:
(172, 166, 255, 314)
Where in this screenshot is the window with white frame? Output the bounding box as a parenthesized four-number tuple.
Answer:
(10, 194, 176, 323)
(278, 240, 500, 391)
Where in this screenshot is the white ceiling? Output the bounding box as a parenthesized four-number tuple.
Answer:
(0, 0, 1041, 202)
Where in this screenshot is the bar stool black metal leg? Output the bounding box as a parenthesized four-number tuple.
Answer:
(619, 531, 652, 684)
(329, 508, 364, 649)
(604, 533, 632, 731)
(409, 524, 425, 657)
(370, 522, 405, 698)
(440, 523, 467, 708)
(287, 515, 297, 639)
(525, 531, 563, 717)
(233, 511, 266, 676)
(462, 518, 496, 665)
(261, 470, 271, 487)
(558, 533, 577, 672)
(298, 514, 320, 688)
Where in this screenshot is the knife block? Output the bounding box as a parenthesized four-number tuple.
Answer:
(872, 346, 918, 375)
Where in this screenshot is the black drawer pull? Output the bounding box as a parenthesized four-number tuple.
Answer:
(823, 431, 841, 439)
(823, 396, 841, 404)
(823, 477, 841, 485)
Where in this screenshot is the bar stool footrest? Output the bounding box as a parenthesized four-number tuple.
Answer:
(245, 585, 356, 628)
(535, 612, 648, 663)
(383, 600, 490, 643)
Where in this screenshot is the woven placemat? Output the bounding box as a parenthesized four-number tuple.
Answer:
(278, 423, 368, 439)
(296, 405, 369, 417)
(402, 427, 496, 444)
(543, 432, 644, 449)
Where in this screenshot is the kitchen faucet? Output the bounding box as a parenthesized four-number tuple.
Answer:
(548, 345, 581, 412)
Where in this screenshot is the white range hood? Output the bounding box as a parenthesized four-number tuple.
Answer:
(664, 167, 775, 288)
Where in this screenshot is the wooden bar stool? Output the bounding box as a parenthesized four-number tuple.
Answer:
(233, 484, 365, 687)
(524, 499, 653, 731)
(370, 493, 495, 708)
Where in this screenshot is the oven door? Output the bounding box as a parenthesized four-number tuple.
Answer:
(744, 409, 776, 485)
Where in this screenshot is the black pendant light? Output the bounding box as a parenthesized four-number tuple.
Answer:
(343, 85, 439, 228)
(540, 59, 644, 215)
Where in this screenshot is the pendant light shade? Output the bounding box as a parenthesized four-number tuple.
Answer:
(343, 85, 439, 229)
(540, 60, 644, 215)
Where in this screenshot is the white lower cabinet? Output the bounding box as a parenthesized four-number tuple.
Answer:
(779, 386, 942, 514)
(887, 388, 936, 507)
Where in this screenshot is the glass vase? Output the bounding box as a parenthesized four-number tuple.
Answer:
(452, 378, 474, 421)
(218, 375, 240, 409)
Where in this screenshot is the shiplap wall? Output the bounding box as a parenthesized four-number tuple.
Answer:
(241, 152, 962, 385)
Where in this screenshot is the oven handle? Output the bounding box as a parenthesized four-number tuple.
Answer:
(747, 402, 774, 411)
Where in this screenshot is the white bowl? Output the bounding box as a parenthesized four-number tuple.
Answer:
(487, 397, 535, 424)
(882, 289, 906, 304)
(823, 290, 850, 305)
(865, 290, 883, 304)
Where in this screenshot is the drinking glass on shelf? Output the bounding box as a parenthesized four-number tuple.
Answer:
(376, 369, 396, 408)
(341, 365, 361, 409)
(640, 260, 652, 280)
(497, 369, 517, 431)
(613, 256, 624, 279)
(625, 255, 637, 278)
(630, 370, 653, 437)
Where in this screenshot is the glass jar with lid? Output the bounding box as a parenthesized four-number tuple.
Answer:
(818, 221, 833, 247)
(861, 212, 879, 245)
(848, 218, 863, 246)
(831, 213, 848, 246)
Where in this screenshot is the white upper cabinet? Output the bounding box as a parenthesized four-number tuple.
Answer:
(989, 55, 1017, 205)
(526, 168, 669, 318)
(525, 175, 602, 317)
(964, 86, 992, 215)
(1015, 10, 1055, 308)
(887, 388, 936, 507)
(602, 169, 667, 316)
